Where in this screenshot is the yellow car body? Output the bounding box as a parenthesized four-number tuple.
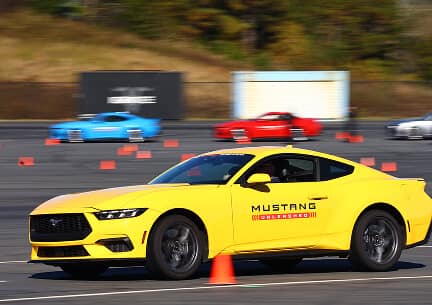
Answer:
(29, 146, 432, 279)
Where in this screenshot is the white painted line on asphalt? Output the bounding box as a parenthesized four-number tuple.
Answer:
(1, 275, 432, 302)
(419, 246, 432, 248)
(0, 281, 6, 283)
(0, 261, 27, 264)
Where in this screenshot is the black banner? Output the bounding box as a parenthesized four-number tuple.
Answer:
(80, 71, 183, 119)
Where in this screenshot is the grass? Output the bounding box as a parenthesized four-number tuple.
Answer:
(0, 9, 238, 82)
(0, 9, 431, 119)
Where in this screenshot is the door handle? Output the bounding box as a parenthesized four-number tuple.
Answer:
(308, 195, 328, 200)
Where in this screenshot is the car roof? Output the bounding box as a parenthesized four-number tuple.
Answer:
(262, 112, 291, 116)
(203, 145, 330, 158)
(201, 145, 392, 178)
(203, 145, 356, 166)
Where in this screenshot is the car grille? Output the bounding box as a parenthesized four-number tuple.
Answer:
(38, 246, 89, 257)
(30, 214, 92, 242)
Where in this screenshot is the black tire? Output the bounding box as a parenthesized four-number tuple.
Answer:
(146, 215, 204, 280)
(260, 257, 302, 270)
(408, 127, 423, 140)
(60, 263, 108, 279)
(349, 210, 404, 271)
(230, 128, 252, 141)
(291, 127, 308, 141)
(127, 129, 145, 142)
(67, 129, 84, 143)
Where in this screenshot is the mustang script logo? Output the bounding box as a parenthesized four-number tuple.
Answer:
(49, 218, 63, 227)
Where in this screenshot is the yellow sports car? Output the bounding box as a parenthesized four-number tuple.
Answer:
(29, 145, 432, 280)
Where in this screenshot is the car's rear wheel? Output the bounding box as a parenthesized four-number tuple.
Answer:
(59, 263, 108, 278)
(260, 257, 303, 270)
(408, 127, 423, 140)
(291, 127, 308, 141)
(146, 215, 204, 280)
(127, 129, 145, 142)
(349, 210, 404, 271)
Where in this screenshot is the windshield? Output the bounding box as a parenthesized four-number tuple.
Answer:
(91, 114, 105, 122)
(150, 154, 254, 185)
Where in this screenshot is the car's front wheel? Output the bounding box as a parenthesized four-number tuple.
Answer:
(67, 129, 84, 143)
(146, 215, 204, 280)
(59, 263, 108, 278)
(349, 210, 404, 271)
(230, 128, 251, 141)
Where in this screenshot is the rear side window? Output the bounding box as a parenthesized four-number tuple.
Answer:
(319, 158, 354, 181)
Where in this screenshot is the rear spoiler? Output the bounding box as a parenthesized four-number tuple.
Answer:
(395, 178, 425, 182)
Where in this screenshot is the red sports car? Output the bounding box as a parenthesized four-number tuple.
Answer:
(214, 112, 322, 141)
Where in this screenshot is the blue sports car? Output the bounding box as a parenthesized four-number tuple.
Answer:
(50, 112, 161, 142)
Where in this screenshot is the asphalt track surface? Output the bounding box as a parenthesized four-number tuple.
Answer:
(1, 121, 432, 304)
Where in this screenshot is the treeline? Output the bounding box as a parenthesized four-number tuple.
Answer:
(23, 0, 432, 79)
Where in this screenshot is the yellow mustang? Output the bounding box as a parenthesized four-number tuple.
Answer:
(29, 146, 432, 279)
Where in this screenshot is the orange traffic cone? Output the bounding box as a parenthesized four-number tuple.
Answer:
(360, 157, 376, 167)
(381, 162, 397, 172)
(181, 153, 196, 161)
(164, 139, 179, 148)
(18, 156, 34, 167)
(335, 132, 350, 140)
(45, 138, 60, 146)
(209, 254, 236, 284)
(136, 150, 152, 159)
(99, 160, 116, 170)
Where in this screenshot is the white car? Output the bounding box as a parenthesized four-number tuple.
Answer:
(386, 113, 432, 139)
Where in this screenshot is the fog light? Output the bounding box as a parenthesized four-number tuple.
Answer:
(97, 237, 134, 252)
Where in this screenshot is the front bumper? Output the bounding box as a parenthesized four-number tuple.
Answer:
(213, 127, 232, 139)
(29, 209, 160, 264)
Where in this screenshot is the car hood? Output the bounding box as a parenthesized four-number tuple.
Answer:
(30, 184, 194, 214)
(50, 121, 91, 129)
(387, 117, 422, 126)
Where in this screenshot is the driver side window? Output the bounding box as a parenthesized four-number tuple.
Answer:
(104, 115, 128, 122)
(247, 155, 317, 183)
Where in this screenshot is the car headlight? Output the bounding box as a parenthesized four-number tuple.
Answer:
(94, 208, 147, 220)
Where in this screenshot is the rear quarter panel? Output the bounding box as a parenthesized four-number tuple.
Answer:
(319, 176, 432, 250)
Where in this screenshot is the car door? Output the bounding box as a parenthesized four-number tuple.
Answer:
(230, 154, 333, 253)
(91, 115, 127, 139)
(253, 114, 289, 138)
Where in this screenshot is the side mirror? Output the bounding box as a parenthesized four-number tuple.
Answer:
(246, 173, 271, 184)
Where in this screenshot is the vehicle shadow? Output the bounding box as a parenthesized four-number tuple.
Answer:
(29, 259, 425, 282)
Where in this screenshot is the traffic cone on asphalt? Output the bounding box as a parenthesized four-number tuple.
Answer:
(209, 254, 236, 284)
(335, 132, 350, 141)
(18, 157, 34, 167)
(381, 162, 398, 172)
(348, 134, 364, 143)
(99, 160, 116, 170)
(181, 153, 196, 161)
(360, 157, 376, 167)
(164, 139, 179, 148)
(45, 138, 60, 146)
